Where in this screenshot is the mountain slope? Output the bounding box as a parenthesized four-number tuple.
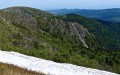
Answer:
(0, 7, 91, 50)
(0, 50, 118, 75)
(47, 8, 120, 23)
(54, 14, 120, 50)
(0, 7, 120, 74)
(0, 6, 97, 67)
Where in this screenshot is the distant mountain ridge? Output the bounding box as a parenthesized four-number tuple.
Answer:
(47, 8, 120, 23)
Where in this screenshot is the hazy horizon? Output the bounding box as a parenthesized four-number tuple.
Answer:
(0, 0, 120, 10)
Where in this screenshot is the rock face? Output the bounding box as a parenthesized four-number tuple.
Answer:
(71, 23, 89, 48)
(48, 19, 89, 48)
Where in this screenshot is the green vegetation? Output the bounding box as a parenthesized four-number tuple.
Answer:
(0, 7, 120, 74)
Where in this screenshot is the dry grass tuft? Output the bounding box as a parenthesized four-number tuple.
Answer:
(0, 62, 45, 75)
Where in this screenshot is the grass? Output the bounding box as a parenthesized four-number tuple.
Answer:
(0, 62, 45, 75)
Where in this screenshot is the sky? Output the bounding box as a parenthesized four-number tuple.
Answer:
(0, 0, 120, 10)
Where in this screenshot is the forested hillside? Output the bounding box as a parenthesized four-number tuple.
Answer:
(55, 14, 120, 50)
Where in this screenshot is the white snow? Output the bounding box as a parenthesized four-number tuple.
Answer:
(0, 50, 119, 75)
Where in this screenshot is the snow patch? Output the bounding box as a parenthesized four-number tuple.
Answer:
(0, 50, 119, 75)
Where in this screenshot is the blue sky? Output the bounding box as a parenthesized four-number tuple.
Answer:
(0, 0, 120, 10)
